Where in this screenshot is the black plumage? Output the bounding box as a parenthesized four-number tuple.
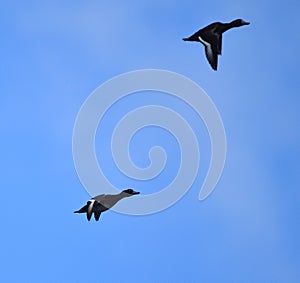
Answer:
(74, 189, 140, 221)
(183, 19, 250, 70)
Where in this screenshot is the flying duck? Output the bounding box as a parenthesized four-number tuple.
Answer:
(183, 19, 250, 70)
(74, 189, 140, 221)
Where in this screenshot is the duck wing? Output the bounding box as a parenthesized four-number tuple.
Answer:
(94, 202, 108, 221)
(74, 203, 89, 213)
(198, 36, 218, 70)
(204, 44, 218, 70)
(87, 200, 95, 221)
(94, 211, 102, 221)
(198, 30, 219, 70)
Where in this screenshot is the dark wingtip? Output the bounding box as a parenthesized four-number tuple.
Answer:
(210, 63, 218, 71)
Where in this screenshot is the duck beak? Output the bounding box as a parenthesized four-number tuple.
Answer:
(242, 20, 250, 25)
(132, 191, 140, 195)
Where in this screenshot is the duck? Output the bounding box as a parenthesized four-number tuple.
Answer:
(74, 189, 140, 221)
(183, 19, 250, 70)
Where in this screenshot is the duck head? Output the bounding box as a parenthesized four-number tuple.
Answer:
(232, 19, 250, 27)
(121, 189, 140, 196)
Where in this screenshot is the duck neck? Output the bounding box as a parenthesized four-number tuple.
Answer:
(119, 192, 130, 199)
(219, 20, 240, 33)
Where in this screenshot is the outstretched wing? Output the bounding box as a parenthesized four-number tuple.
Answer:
(198, 34, 218, 71)
(94, 202, 108, 221)
(94, 211, 102, 221)
(74, 203, 89, 213)
(204, 44, 218, 70)
(87, 200, 95, 221)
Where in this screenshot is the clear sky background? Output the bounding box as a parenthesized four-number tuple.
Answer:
(1, 1, 299, 282)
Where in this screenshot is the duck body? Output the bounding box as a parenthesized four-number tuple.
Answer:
(183, 19, 250, 70)
(74, 189, 140, 221)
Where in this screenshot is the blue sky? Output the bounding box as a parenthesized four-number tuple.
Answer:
(1, 1, 299, 282)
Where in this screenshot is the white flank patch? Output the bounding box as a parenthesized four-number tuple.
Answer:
(198, 35, 210, 47)
(87, 199, 96, 216)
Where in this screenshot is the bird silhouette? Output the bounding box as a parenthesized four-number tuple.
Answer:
(74, 189, 140, 221)
(183, 19, 250, 70)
